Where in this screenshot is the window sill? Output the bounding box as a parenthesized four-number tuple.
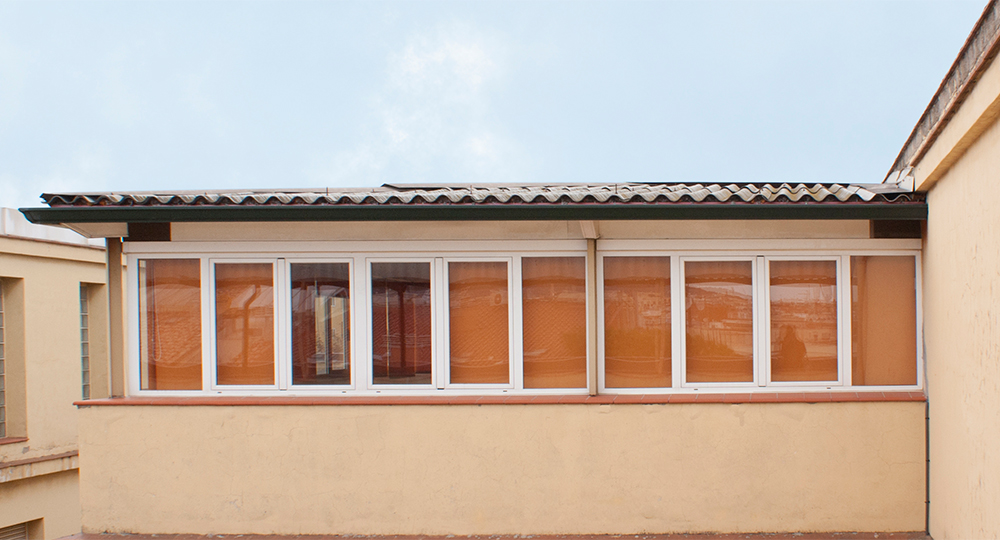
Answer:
(0, 437, 28, 446)
(75, 392, 926, 407)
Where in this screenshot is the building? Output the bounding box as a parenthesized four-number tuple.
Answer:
(19, 1, 1000, 536)
(883, 1, 1000, 537)
(0, 208, 108, 540)
(21, 185, 927, 535)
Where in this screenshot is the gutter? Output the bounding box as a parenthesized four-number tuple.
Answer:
(20, 202, 928, 224)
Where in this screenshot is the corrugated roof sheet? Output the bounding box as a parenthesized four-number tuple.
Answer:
(42, 183, 922, 207)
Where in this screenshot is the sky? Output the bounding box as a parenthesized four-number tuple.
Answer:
(0, 0, 989, 210)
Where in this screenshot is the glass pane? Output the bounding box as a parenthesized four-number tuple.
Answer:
(371, 262, 432, 385)
(291, 263, 351, 386)
(770, 260, 838, 382)
(449, 261, 509, 384)
(685, 261, 754, 383)
(215, 263, 275, 386)
(852, 256, 917, 386)
(522, 257, 587, 388)
(604, 256, 671, 388)
(139, 259, 203, 390)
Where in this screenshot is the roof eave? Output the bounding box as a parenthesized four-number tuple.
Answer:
(20, 203, 929, 226)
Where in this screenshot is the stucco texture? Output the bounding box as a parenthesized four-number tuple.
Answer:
(79, 402, 924, 535)
(0, 470, 80, 540)
(923, 111, 1000, 539)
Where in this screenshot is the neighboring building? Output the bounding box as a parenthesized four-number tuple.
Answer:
(0, 209, 108, 540)
(22, 185, 928, 534)
(883, 1, 1000, 537)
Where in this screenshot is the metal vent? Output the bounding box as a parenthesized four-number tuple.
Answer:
(0, 523, 28, 540)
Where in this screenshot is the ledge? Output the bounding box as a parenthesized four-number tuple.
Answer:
(0, 450, 79, 483)
(75, 392, 926, 407)
(0, 437, 28, 446)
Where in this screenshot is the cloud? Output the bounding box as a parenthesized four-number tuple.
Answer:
(311, 21, 529, 186)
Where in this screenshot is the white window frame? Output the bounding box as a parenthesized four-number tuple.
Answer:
(125, 239, 921, 397)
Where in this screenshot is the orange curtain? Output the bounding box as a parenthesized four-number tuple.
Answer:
(769, 260, 838, 382)
(685, 261, 754, 383)
(603, 257, 671, 388)
(139, 259, 202, 390)
(449, 261, 510, 384)
(371, 263, 433, 385)
(215, 263, 275, 385)
(291, 263, 351, 385)
(852, 256, 917, 386)
(522, 257, 587, 389)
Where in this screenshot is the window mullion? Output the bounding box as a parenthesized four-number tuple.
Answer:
(841, 255, 853, 387)
(434, 257, 446, 390)
(201, 258, 214, 392)
(671, 256, 682, 389)
(276, 259, 289, 391)
(512, 255, 524, 391)
(756, 256, 767, 387)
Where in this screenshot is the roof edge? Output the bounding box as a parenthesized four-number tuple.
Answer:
(20, 203, 929, 227)
(886, 0, 1000, 181)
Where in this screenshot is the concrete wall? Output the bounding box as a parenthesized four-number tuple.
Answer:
(920, 102, 1000, 538)
(0, 232, 107, 538)
(78, 402, 925, 535)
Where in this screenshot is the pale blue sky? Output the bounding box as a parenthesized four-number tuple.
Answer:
(0, 0, 988, 209)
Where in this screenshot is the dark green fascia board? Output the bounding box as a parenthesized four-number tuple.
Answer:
(20, 203, 928, 224)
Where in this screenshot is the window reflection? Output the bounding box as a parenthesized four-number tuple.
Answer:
(291, 263, 351, 386)
(139, 259, 202, 390)
(215, 263, 275, 386)
(769, 260, 838, 382)
(685, 261, 754, 383)
(604, 256, 671, 388)
(371, 263, 432, 385)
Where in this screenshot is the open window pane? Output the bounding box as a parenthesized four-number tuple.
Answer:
(291, 263, 351, 386)
(852, 256, 917, 386)
(522, 257, 587, 389)
(604, 256, 671, 388)
(449, 261, 509, 384)
(769, 260, 838, 382)
(139, 259, 202, 390)
(685, 261, 754, 383)
(371, 263, 432, 385)
(215, 263, 275, 385)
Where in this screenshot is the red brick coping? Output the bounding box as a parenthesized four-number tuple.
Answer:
(59, 533, 931, 540)
(75, 391, 925, 407)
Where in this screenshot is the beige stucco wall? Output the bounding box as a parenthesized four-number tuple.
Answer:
(921, 103, 1000, 538)
(0, 470, 80, 540)
(79, 402, 924, 535)
(1, 234, 107, 538)
(169, 219, 870, 242)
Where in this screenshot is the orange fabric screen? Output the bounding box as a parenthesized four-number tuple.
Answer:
(603, 256, 671, 388)
(685, 261, 754, 383)
(371, 262, 433, 385)
(449, 261, 510, 384)
(291, 263, 351, 386)
(139, 259, 202, 390)
(852, 256, 917, 386)
(769, 260, 838, 382)
(215, 263, 275, 386)
(522, 257, 587, 389)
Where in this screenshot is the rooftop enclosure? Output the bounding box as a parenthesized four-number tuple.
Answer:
(23, 183, 927, 534)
